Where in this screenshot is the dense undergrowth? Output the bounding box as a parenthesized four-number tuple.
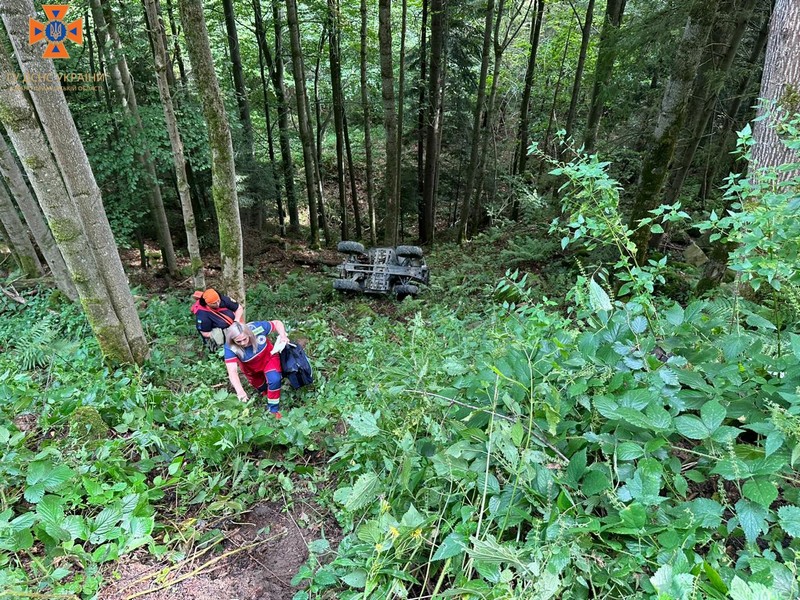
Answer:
(3, 143, 800, 599)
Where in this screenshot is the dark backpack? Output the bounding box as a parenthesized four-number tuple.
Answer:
(280, 343, 314, 389)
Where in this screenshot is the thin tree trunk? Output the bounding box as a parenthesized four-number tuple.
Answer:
(514, 0, 545, 177)
(395, 0, 408, 234)
(165, 0, 187, 85)
(416, 0, 428, 238)
(91, 7, 116, 118)
(584, 0, 626, 153)
(420, 0, 445, 246)
(253, 0, 285, 236)
(628, 0, 721, 259)
(360, 0, 377, 245)
(342, 112, 363, 239)
(1, 7, 147, 363)
(0, 178, 42, 278)
(379, 0, 399, 245)
(262, 0, 299, 234)
(664, 0, 755, 207)
(285, 0, 321, 247)
(85, 9, 103, 105)
(310, 28, 331, 246)
(178, 0, 245, 303)
(222, 0, 258, 223)
(144, 0, 205, 290)
(328, 0, 349, 240)
(565, 0, 596, 142)
(458, 0, 495, 243)
(751, 0, 800, 176)
(153, 0, 177, 89)
(539, 30, 572, 183)
(0, 133, 76, 298)
(92, 0, 178, 276)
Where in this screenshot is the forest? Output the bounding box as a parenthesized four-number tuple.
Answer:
(1, 0, 800, 597)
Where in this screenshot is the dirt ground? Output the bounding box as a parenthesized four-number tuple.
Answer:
(99, 499, 340, 600)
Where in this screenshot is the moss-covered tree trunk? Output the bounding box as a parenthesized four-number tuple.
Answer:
(0, 133, 76, 298)
(458, 0, 495, 243)
(0, 177, 41, 278)
(751, 0, 800, 176)
(285, 0, 320, 247)
(584, 0, 626, 153)
(91, 0, 177, 277)
(0, 32, 143, 364)
(144, 0, 204, 290)
(628, 0, 721, 260)
(178, 0, 245, 304)
(360, 0, 377, 245)
(565, 0, 595, 142)
(379, 0, 399, 246)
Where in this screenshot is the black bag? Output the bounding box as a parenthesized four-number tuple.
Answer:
(280, 343, 314, 389)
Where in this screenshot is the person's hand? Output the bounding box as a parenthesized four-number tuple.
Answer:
(237, 392, 248, 402)
(272, 333, 289, 354)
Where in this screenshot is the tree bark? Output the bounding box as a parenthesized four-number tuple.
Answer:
(628, 0, 721, 260)
(379, 0, 399, 245)
(178, 0, 245, 303)
(565, 0, 595, 142)
(92, 0, 178, 277)
(165, 0, 187, 85)
(395, 0, 408, 231)
(514, 0, 545, 177)
(285, 0, 321, 247)
(360, 0, 377, 245)
(584, 0, 626, 153)
(420, 0, 445, 246)
(328, 0, 348, 240)
(751, 0, 800, 176)
(416, 0, 428, 238)
(458, 0, 495, 243)
(260, 0, 299, 234)
(252, 0, 284, 236)
(144, 0, 205, 290)
(0, 11, 147, 364)
(0, 133, 76, 298)
(0, 177, 42, 278)
(342, 112, 362, 239)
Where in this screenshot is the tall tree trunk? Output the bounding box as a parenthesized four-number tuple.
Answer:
(153, 0, 177, 89)
(628, 0, 721, 260)
(285, 0, 321, 247)
(92, 0, 178, 276)
(664, 0, 756, 207)
(395, 0, 408, 233)
(0, 133, 76, 298)
(420, 0, 445, 246)
(514, 0, 545, 177)
(584, 0, 626, 153)
(360, 0, 377, 245)
(750, 0, 800, 176)
(0, 178, 42, 278)
(1, 7, 148, 364)
(165, 0, 187, 85)
(458, 0, 495, 243)
(253, 0, 285, 236)
(222, 0, 258, 222)
(85, 9, 103, 105)
(342, 112, 363, 239)
(178, 0, 245, 302)
(565, 0, 596, 142)
(144, 0, 205, 290)
(328, 0, 348, 240)
(379, 0, 399, 245)
(416, 0, 428, 238)
(90, 9, 115, 116)
(261, 0, 299, 234)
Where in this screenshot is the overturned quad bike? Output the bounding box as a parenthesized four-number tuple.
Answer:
(333, 241, 430, 298)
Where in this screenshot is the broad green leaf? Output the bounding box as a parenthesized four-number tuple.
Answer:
(343, 473, 381, 512)
(307, 538, 331, 554)
(23, 483, 45, 504)
(401, 504, 425, 528)
(128, 516, 154, 539)
(36, 495, 64, 527)
(341, 570, 367, 589)
(630, 315, 648, 334)
(729, 576, 781, 600)
(700, 401, 725, 432)
(616, 442, 644, 461)
(674, 415, 709, 440)
(91, 506, 122, 539)
(686, 498, 724, 529)
(356, 520, 383, 544)
(619, 503, 646, 529)
(778, 505, 800, 537)
(347, 410, 381, 438)
(735, 499, 768, 543)
(62, 515, 87, 541)
(742, 480, 778, 508)
(582, 470, 610, 496)
(565, 449, 587, 485)
(588, 278, 613, 312)
(665, 303, 685, 326)
(432, 532, 467, 561)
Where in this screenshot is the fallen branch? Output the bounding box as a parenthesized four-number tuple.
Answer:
(1, 284, 25, 304)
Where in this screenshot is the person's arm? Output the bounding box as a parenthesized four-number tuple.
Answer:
(225, 361, 249, 400)
(234, 304, 244, 323)
(270, 320, 289, 343)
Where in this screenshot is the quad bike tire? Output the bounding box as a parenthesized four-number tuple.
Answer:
(394, 284, 419, 298)
(334, 279, 362, 292)
(337, 241, 366, 254)
(395, 245, 424, 259)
